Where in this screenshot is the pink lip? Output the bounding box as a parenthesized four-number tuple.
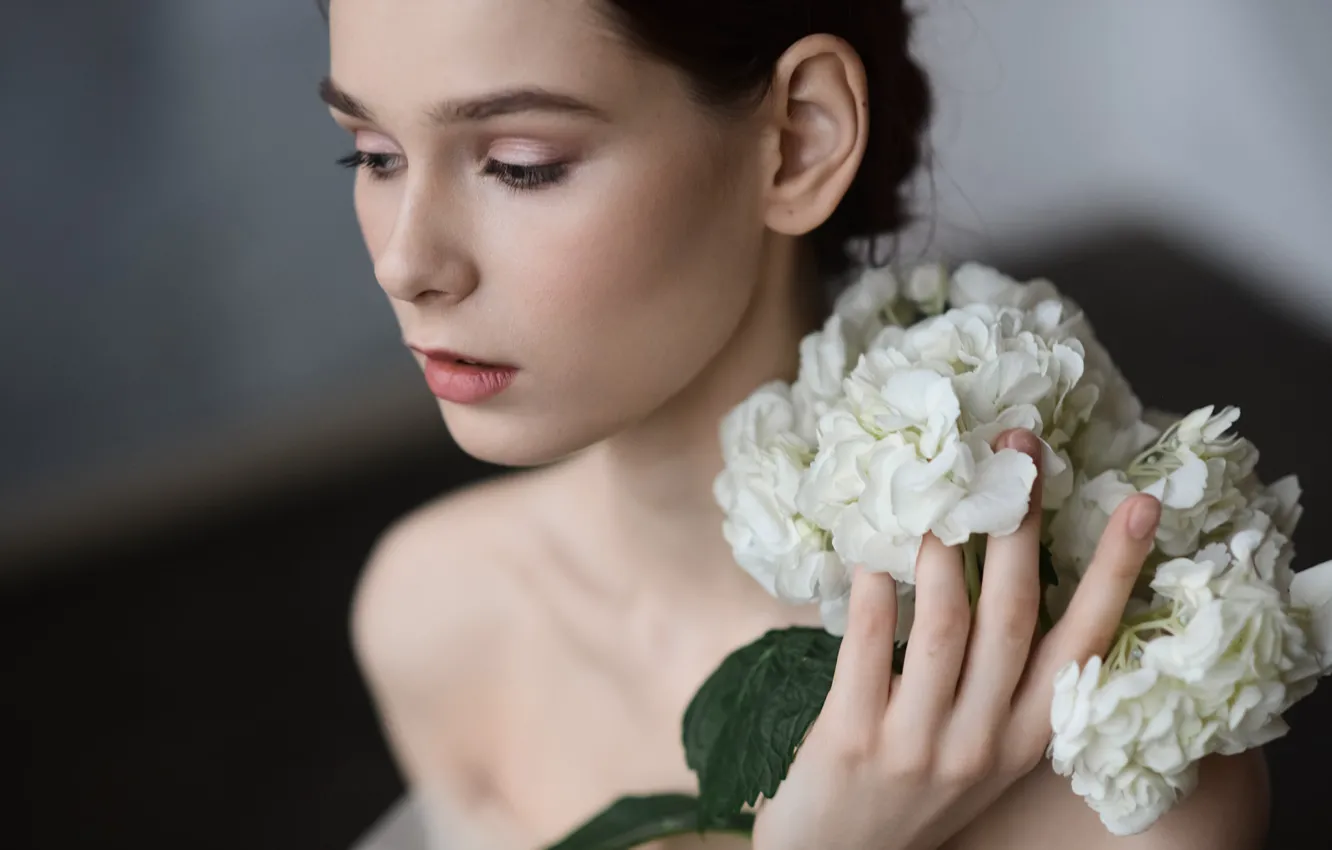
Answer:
(408, 345, 518, 405)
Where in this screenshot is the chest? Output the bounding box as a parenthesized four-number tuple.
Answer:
(473, 611, 760, 850)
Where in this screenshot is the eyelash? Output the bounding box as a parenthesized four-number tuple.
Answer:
(336, 150, 401, 181)
(336, 151, 568, 191)
(482, 159, 569, 191)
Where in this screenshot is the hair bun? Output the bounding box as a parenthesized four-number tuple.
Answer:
(814, 1, 933, 272)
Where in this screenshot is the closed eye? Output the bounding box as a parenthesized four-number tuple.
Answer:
(336, 150, 403, 181)
(482, 159, 569, 191)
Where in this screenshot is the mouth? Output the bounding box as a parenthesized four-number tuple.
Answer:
(408, 345, 513, 370)
(407, 344, 519, 404)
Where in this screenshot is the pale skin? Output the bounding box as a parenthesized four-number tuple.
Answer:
(325, 0, 1272, 847)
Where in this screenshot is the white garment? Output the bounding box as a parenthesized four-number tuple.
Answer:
(353, 796, 433, 850)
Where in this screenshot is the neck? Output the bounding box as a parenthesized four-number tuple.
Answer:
(580, 237, 825, 593)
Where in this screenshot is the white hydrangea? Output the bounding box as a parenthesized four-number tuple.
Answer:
(1048, 512, 1332, 835)
(947, 262, 1157, 478)
(792, 315, 859, 443)
(832, 265, 903, 348)
(817, 305, 1067, 582)
(792, 264, 953, 443)
(713, 384, 825, 597)
(1291, 562, 1332, 674)
(831, 262, 953, 348)
(1143, 542, 1315, 752)
(714, 261, 1332, 834)
(1049, 658, 1208, 835)
(1048, 406, 1259, 582)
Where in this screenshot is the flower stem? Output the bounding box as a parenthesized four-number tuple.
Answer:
(965, 541, 981, 609)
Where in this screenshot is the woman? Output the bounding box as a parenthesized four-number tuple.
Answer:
(320, 0, 1271, 847)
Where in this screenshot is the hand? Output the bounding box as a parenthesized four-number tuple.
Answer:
(751, 429, 1163, 850)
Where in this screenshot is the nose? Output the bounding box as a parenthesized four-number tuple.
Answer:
(374, 188, 478, 306)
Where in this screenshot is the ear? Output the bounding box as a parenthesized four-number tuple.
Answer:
(760, 35, 870, 237)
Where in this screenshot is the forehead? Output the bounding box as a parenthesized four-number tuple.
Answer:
(328, 0, 640, 108)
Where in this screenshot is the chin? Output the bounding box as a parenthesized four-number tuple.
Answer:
(437, 402, 606, 469)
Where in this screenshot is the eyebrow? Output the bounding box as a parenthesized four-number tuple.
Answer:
(318, 76, 609, 124)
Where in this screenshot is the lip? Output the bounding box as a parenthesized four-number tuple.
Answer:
(408, 345, 518, 405)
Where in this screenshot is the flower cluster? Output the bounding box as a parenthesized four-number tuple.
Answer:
(713, 261, 1332, 833)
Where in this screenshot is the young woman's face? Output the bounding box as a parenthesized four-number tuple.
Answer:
(326, 0, 775, 466)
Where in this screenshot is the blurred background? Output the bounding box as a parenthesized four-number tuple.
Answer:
(5, 0, 1331, 847)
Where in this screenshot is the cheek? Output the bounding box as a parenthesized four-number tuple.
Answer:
(353, 181, 395, 260)
(499, 146, 764, 418)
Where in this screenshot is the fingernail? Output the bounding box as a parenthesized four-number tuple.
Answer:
(1005, 429, 1038, 454)
(1128, 497, 1161, 540)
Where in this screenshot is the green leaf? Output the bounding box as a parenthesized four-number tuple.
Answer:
(544, 794, 753, 850)
(682, 627, 842, 824)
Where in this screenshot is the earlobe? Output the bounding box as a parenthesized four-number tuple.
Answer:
(763, 35, 870, 238)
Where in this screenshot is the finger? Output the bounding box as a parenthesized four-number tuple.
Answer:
(952, 429, 1043, 719)
(1012, 493, 1160, 742)
(890, 534, 969, 735)
(825, 566, 899, 728)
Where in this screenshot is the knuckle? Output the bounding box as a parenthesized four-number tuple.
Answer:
(886, 740, 935, 781)
(850, 607, 896, 644)
(826, 729, 877, 767)
(939, 741, 998, 785)
(996, 598, 1037, 642)
(995, 717, 1050, 777)
(999, 744, 1044, 779)
(920, 602, 971, 644)
(913, 630, 961, 664)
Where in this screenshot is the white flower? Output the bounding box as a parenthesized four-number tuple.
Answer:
(942, 262, 1153, 475)
(826, 355, 1039, 582)
(1049, 658, 1211, 835)
(713, 444, 816, 593)
(905, 262, 948, 315)
(1291, 560, 1332, 672)
(1139, 533, 1327, 752)
(1140, 598, 1243, 684)
(866, 301, 1091, 501)
(793, 315, 862, 442)
(1047, 470, 1137, 579)
(714, 384, 830, 601)
(829, 493, 923, 584)
(719, 382, 805, 463)
(1048, 406, 1258, 582)
(1076, 762, 1198, 837)
(946, 262, 1061, 310)
(1071, 413, 1160, 479)
(795, 406, 871, 513)
(845, 363, 961, 456)
(832, 265, 905, 348)
(712, 260, 1332, 838)
(1132, 406, 1257, 556)
(797, 316, 855, 403)
(1249, 475, 1303, 538)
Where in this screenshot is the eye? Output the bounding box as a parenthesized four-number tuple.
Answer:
(336, 150, 403, 181)
(482, 159, 569, 191)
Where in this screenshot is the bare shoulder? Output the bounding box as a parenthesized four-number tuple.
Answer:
(350, 466, 552, 702)
(348, 466, 569, 845)
(950, 751, 1270, 850)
